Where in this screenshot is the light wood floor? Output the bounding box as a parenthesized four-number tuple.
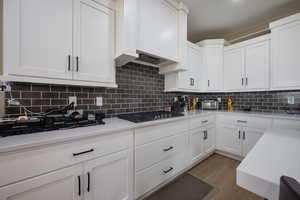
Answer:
(188, 154, 264, 200)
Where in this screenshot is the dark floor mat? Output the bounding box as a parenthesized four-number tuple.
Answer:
(145, 174, 214, 200)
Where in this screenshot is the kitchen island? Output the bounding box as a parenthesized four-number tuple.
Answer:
(237, 128, 300, 200)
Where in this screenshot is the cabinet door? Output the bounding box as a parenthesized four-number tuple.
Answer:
(271, 21, 300, 89)
(84, 150, 133, 200)
(4, 0, 73, 79)
(181, 44, 202, 91)
(242, 128, 263, 157)
(218, 125, 242, 156)
(203, 126, 216, 154)
(223, 48, 244, 91)
(203, 47, 223, 91)
(138, 0, 178, 61)
(189, 128, 205, 164)
(245, 41, 270, 90)
(0, 165, 82, 200)
(73, 0, 115, 83)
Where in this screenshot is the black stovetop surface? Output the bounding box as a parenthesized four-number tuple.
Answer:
(118, 111, 184, 123)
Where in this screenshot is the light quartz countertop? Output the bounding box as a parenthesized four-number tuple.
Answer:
(0, 110, 300, 153)
(237, 128, 300, 200)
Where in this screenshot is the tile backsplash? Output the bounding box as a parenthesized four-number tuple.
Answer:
(198, 91, 300, 113)
(5, 63, 176, 117)
(4, 62, 300, 117)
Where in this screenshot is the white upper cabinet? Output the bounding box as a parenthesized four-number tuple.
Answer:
(223, 35, 270, 92)
(73, 0, 115, 84)
(4, 0, 73, 80)
(244, 40, 270, 90)
(164, 42, 203, 92)
(198, 40, 225, 92)
(3, 0, 117, 87)
(270, 13, 300, 90)
(224, 48, 245, 91)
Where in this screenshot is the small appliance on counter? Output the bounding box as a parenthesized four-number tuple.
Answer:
(202, 100, 219, 110)
(171, 96, 186, 113)
(0, 103, 106, 137)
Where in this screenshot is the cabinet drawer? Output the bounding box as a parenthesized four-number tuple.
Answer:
(218, 114, 272, 130)
(190, 115, 215, 130)
(0, 131, 133, 187)
(135, 153, 185, 199)
(272, 118, 300, 130)
(135, 120, 189, 146)
(135, 134, 187, 172)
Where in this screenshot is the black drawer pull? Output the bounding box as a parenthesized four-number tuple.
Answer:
(78, 176, 81, 196)
(73, 148, 94, 157)
(202, 120, 208, 123)
(68, 55, 71, 71)
(237, 120, 247, 123)
(76, 56, 79, 72)
(163, 146, 174, 152)
(163, 167, 174, 174)
(87, 172, 91, 192)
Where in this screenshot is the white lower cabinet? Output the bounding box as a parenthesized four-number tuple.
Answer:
(217, 124, 242, 156)
(84, 150, 133, 200)
(135, 153, 185, 199)
(217, 124, 264, 157)
(0, 150, 133, 200)
(190, 125, 216, 165)
(134, 120, 189, 199)
(190, 128, 205, 163)
(0, 165, 82, 200)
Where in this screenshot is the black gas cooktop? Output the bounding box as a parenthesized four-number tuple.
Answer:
(118, 111, 184, 123)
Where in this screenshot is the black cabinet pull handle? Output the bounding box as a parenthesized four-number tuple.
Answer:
(208, 80, 210, 87)
(238, 130, 241, 139)
(246, 77, 248, 86)
(73, 148, 94, 157)
(237, 120, 247, 123)
(76, 56, 79, 72)
(87, 172, 91, 192)
(163, 167, 174, 174)
(78, 176, 81, 196)
(202, 120, 208, 123)
(243, 131, 246, 140)
(203, 130, 208, 140)
(242, 78, 244, 86)
(68, 55, 71, 71)
(163, 146, 174, 152)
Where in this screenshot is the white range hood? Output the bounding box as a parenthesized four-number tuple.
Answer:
(115, 0, 189, 74)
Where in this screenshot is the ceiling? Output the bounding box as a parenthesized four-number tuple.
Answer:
(181, 0, 300, 42)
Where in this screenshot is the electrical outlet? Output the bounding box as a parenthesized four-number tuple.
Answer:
(69, 96, 77, 106)
(96, 97, 103, 106)
(287, 96, 295, 105)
